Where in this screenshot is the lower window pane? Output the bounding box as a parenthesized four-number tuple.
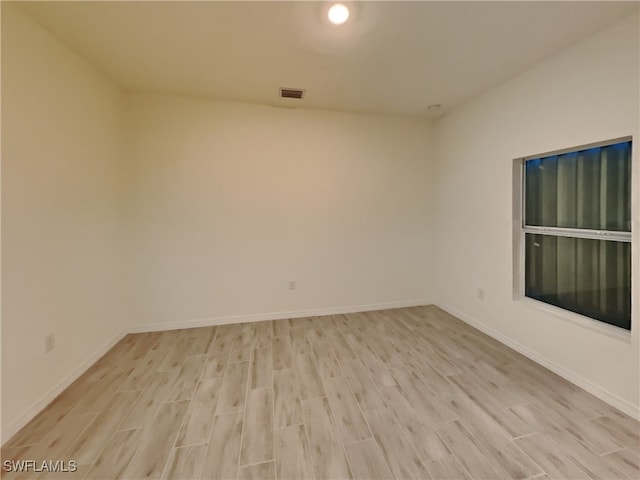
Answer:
(525, 233, 631, 330)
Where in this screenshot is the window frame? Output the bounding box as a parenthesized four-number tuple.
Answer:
(513, 136, 633, 339)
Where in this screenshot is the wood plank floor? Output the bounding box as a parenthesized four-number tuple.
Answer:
(2, 306, 639, 479)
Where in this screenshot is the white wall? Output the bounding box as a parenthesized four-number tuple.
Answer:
(1, 4, 128, 439)
(434, 14, 640, 416)
(125, 95, 434, 328)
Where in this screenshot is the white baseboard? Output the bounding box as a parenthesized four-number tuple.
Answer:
(129, 298, 432, 333)
(435, 302, 640, 421)
(1, 330, 127, 445)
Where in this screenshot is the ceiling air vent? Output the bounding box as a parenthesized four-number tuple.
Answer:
(280, 88, 305, 99)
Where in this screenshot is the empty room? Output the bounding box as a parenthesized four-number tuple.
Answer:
(1, 1, 639, 479)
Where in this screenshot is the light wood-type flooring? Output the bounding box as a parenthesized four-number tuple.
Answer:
(2, 306, 639, 479)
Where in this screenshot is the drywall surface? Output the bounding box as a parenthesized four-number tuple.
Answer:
(1, 4, 128, 439)
(125, 95, 434, 328)
(434, 14, 640, 416)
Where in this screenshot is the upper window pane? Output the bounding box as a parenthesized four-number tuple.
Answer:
(525, 141, 631, 231)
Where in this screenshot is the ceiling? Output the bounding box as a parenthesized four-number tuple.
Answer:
(15, 1, 639, 118)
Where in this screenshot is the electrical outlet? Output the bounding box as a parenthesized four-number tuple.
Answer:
(477, 288, 485, 300)
(44, 333, 55, 353)
(289, 280, 296, 290)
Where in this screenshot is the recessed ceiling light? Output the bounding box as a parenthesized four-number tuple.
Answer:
(328, 3, 349, 25)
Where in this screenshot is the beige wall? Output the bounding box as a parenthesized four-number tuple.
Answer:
(433, 14, 639, 416)
(125, 95, 434, 329)
(1, 4, 129, 438)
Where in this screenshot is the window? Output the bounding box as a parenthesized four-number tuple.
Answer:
(518, 138, 632, 331)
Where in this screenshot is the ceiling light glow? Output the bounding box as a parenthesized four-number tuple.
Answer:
(328, 3, 349, 25)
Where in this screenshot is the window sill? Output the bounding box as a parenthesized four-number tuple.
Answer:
(518, 296, 632, 343)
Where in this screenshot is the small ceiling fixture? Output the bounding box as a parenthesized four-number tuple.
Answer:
(280, 87, 305, 99)
(328, 3, 349, 25)
(427, 104, 442, 112)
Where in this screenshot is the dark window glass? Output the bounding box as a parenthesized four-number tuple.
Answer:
(525, 234, 631, 330)
(525, 141, 632, 232)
